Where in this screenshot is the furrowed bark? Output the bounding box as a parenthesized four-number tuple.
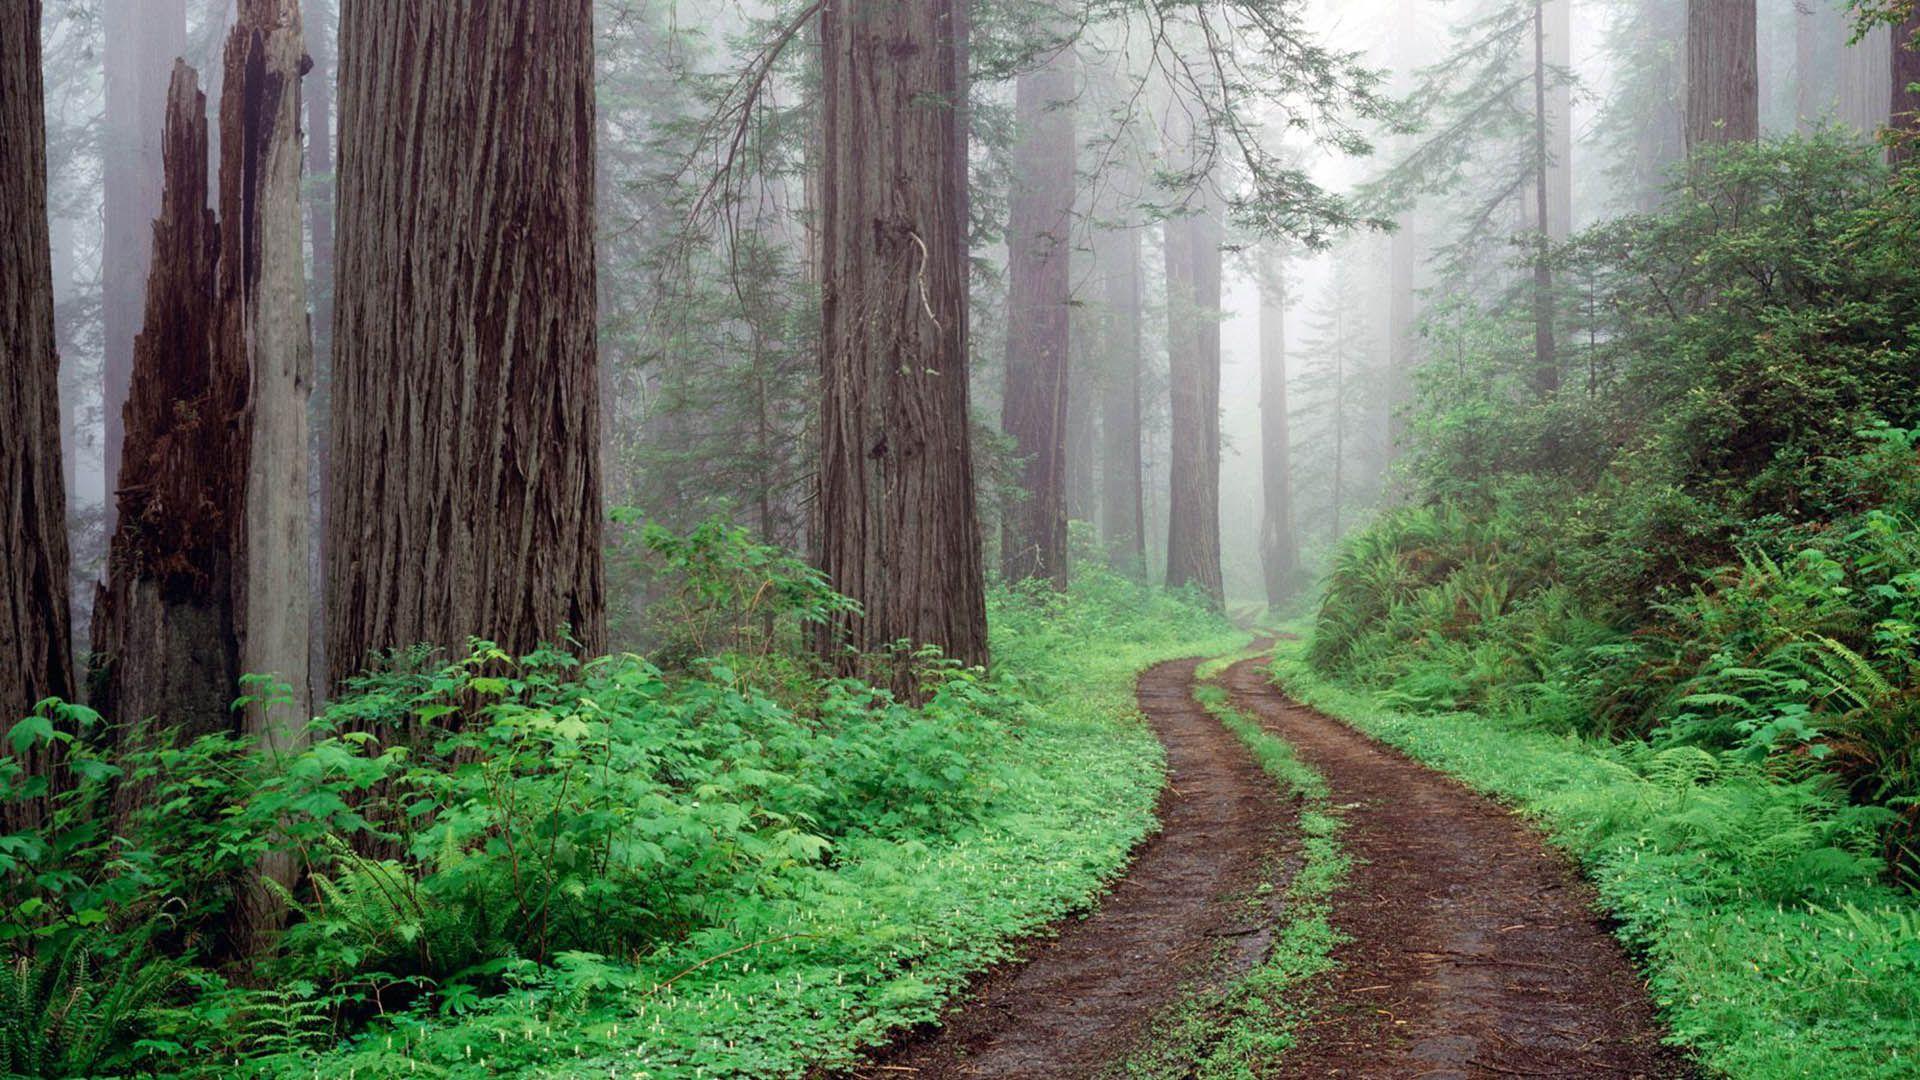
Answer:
(328, 0, 605, 688)
(816, 0, 989, 691)
(1, 0, 79, 830)
(1000, 40, 1077, 588)
(1686, 0, 1760, 149)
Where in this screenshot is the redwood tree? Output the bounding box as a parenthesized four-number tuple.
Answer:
(1096, 224, 1145, 572)
(1686, 0, 1760, 149)
(1000, 40, 1077, 588)
(327, 0, 605, 686)
(1258, 253, 1298, 611)
(1164, 198, 1225, 608)
(1894, 9, 1920, 163)
(817, 0, 989, 684)
(2, 0, 77, 815)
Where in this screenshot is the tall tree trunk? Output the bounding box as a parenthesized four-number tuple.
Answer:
(816, 0, 988, 689)
(1686, 0, 1760, 149)
(1097, 225, 1145, 573)
(1545, 0, 1573, 241)
(101, 0, 187, 532)
(1386, 0, 1420, 454)
(1795, 0, 1844, 129)
(1, 0, 78, 830)
(1844, 19, 1893, 137)
(1065, 352, 1097, 529)
(220, 0, 313, 755)
(1333, 306, 1347, 541)
(328, 0, 605, 689)
(304, 0, 334, 709)
(1532, 1, 1559, 395)
(999, 42, 1075, 588)
(1257, 253, 1298, 611)
(1164, 197, 1224, 608)
(1892, 10, 1920, 163)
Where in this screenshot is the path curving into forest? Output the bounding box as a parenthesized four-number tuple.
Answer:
(1219, 656, 1689, 1079)
(856, 651, 1689, 1079)
(859, 655, 1297, 1078)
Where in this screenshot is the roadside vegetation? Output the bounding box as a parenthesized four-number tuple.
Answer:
(1294, 136, 1920, 1079)
(1, 534, 1237, 1078)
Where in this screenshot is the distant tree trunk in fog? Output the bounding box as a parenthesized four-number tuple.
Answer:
(1097, 225, 1145, 573)
(1065, 362, 1097, 528)
(1000, 43, 1076, 588)
(1386, 0, 1419, 453)
(1, 0, 78, 828)
(1795, 0, 1843, 129)
(1164, 197, 1225, 608)
(101, 0, 188, 530)
(1333, 307, 1348, 541)
(1257, 254, 1298, 611)
(1545, 0, 1572, 241)
(1686, 0, 1760, 149)
(305, 0, 334, 707)
(1532, 1, 1558, 395)
(94, 0, 314, 798)
(1844, 20, 1893, 137)
(816, 0, 988, 687)
(1627, 0, 1687, 211)
(1892, 11, 1920, 163)
(328, 0, 605, 688)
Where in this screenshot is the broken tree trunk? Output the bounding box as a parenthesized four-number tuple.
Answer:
(93, 0, 314, 955)
(90, 64, 236, 744)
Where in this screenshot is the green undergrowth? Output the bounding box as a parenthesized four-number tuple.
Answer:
(1273, 638, 1920, 1079)
(274, 567, 1243, 1078)
(1116, 659, 1347, 1080)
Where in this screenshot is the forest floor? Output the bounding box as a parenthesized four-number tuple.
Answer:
(859, 649, 1690, 1079)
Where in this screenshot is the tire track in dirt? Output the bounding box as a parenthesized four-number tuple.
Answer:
(1220, 657, 1690, 1080)
(857, 655, 1295, 1078)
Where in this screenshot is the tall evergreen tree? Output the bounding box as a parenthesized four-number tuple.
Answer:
(816, 0, 989, 687)
(327, 0, 605, 686)
(1164, 189, 1225, 607)
(1001, 34, 1077, 588)
(1893, 7, 1920, 161)
(1258, 251, 1298, 609)
(1687, 0, 1761, 148)
(1096, 223, 1146, 572)
(1, 0, 77, 828)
